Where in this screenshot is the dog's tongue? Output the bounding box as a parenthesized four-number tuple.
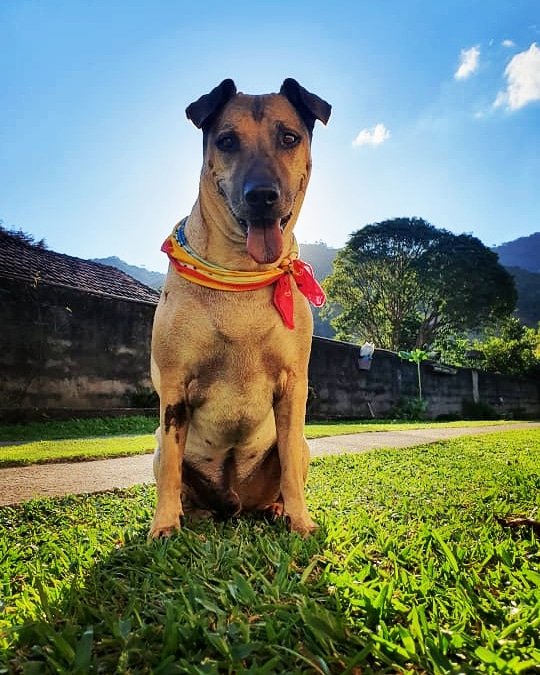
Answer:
(246, 221, 283, 264)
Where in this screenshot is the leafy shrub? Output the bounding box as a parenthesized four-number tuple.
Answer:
(439, 319, 540, 377)
(391, 397, 428, 420)
(129, 387, 159, 408)
(462, 399, 499, 420)
(435, 412, 461, 421)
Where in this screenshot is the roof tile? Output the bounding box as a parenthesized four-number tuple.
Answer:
(0, 231, 160, 304)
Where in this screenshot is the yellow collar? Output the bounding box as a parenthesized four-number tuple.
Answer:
(161, 218, 298, 290)
(161, 218, 325, 328)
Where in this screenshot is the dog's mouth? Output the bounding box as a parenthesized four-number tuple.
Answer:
(236, 215, 291, 265)
(217, 180, 293, 265)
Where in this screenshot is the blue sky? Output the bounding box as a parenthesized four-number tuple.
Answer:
(1, 0, 539, 272)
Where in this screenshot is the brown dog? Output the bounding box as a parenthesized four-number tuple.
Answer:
(149, 79, 331, 538)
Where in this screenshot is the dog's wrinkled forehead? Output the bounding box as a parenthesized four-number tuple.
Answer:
(210, 94, 307, 138)
(186, 78, 331, 137)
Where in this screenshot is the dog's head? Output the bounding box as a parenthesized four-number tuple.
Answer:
(186, 79, 331, 265)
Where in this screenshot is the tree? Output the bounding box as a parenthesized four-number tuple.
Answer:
(323, 217, 516, 351)
(440, 318, 540, 376)
(398, 348, 430, 400)
(0, 222, 47, 249)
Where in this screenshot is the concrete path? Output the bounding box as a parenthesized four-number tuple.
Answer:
(0, 422, 538, 506)
(308, 422, 540, 455)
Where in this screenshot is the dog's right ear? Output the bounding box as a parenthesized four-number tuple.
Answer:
(280, 78, 331, 135)
(186, 79, 237, 130)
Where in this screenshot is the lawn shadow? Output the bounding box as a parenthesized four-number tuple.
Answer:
(7, 503, 371, 674)
(9, 433, 537, 673)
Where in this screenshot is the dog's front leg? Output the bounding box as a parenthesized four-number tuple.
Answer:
(274, 371, 317, 536)
(149, 391, 188, 539)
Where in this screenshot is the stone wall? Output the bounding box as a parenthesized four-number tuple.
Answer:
(1, 279, 538, 421)
(308, 337, 540, 419)
(0, 277, 155, 415)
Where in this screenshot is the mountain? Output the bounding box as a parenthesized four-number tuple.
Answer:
(492, 232, 540, 273)
(506, 266, 540, 327)
(97, 233, 540, 333)
(299, 242, 338, 337)
(491, 233, 540, 326)
(92, 256, 165, 290)
(299, 241, 338, 279)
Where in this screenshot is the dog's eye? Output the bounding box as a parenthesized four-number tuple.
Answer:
(216, 134, 238, 152)
(281, 132, 300, 147)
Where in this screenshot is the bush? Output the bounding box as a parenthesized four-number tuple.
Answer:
(435, 412, 461, 421)
(439, 319, 540, 377)
(129, 387, 159, 408)
(462, 399, 499, 420)
(391, 397, 428, 420)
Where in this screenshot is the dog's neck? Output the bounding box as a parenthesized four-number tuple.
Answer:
(185, 195, 297, 272)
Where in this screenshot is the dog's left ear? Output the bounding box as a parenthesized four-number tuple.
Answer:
(279, 78, 332, 135)
(186, 79, 238, 130)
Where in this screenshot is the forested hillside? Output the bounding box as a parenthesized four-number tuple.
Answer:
(507, 266, 540, 327)
(491, 232, 540, 327)
(95, 233, 539, 335)
(492, 232, 540, 273)
(92, 256, 165, 290)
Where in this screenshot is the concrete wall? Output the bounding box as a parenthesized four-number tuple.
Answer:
(308, 337, 540, 419)
(0, 277, 155, 415)
(1, 278, 538, 421)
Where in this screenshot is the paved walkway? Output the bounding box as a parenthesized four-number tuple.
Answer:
(0, 423, 538, 506)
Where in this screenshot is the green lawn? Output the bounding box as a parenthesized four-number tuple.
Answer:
(0, 418, 525, 467)
(0, 435, 156, 467)
(304, 419, 520, 439)
(0, 415, 522, 444)
(1, 429, 539, 673)
(0, 415, 159, 443)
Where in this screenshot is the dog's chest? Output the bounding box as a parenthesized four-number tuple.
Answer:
(154, 278, 311, 450)
(185, 328, 281, 432)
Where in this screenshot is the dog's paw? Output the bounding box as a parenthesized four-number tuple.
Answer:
(148, 516, 181, 541)
(262, 501, 285, 522)
(287, 514, 318, 538)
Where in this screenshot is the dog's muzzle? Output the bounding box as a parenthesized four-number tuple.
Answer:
(244, 183, 280, 210)
(240, 180, 288, 265)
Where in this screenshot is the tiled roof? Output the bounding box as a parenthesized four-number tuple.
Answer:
(0, 230, 160, 304)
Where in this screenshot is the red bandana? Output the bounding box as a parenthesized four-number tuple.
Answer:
(162, 224, 326, 329)
(272, 259, 326, 329)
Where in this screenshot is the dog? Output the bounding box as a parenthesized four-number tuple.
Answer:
(149, 78, 331, 538)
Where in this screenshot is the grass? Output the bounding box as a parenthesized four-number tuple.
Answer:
(0, 416, 523, 444)
(0, 415, 159, 443)
(304, 419, 521, 439)
(1, 429, 539, 673)
(0, 418, 527, 468)
(0, 436, 156, 467)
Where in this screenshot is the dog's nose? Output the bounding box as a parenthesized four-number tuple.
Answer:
(244, 183, 280, 208)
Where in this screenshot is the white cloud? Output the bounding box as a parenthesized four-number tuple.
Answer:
(455, 46, 480, 80)
(352, 123, 390, 147)
(502, 39, 515, 48)
(494, 42, 540, 110)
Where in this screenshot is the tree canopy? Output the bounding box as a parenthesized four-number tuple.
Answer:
(0, 223, 47, 249)
(439, 317, 540, 377)
(323, 217, 517, 351)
